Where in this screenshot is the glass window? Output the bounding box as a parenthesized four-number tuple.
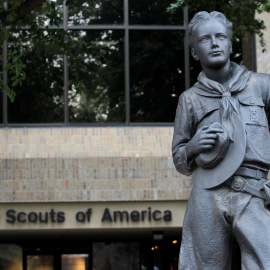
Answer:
(140, 240, 180, 270)
(93, 240, 180, 270)
(68, 30, 125, 123)
(93, 242, 140, 270)
(61, 254, 89, 270)
(7, 31, 64, 124)
(130, 30, 185, 123)
(68, 0, 124, 26)
(27, 255, 54, 270)
(2, 1, 189, 126)
(129, 0, 184, 25)
(33, 0, 64, 27)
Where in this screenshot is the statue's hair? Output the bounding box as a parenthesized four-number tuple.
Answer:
(189, 11, 233, 47)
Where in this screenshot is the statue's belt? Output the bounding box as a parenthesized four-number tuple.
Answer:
(227, 167, 270, 203)
(235, 166, 268, 180)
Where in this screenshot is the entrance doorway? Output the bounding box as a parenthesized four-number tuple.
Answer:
(23, 240, 180, 270)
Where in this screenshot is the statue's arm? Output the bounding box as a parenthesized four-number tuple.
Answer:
(172, 92, 196, 176)
(172, 92, 221, 175)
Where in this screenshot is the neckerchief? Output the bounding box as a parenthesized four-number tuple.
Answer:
(192, 62, 253, 141)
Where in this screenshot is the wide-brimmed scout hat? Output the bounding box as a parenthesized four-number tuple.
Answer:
(192, 113, 246, 189)
(195, 122, 230, 169)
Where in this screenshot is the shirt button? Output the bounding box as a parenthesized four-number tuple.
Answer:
(250, 100, 254, 104)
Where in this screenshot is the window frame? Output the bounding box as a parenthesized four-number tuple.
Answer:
(1, 1, 190, 127)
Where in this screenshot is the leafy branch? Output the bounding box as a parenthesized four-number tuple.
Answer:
(167, 0, 270, 52)
(0, 0, 60, 101)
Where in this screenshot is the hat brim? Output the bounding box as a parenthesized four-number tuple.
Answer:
(192, 113, 246, 189)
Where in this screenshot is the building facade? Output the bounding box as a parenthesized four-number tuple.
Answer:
(1, 1, 270, 269)
(0, 127, 190, 269)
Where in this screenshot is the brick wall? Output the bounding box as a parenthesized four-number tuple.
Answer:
(0, 127, 191, 202)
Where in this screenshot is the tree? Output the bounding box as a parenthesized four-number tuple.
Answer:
(1, 0, 270, 109)
(1, 1, 57, 101)
(168, 0, 270, 49)
(2, 0, 129, 123)
(0, 0, 96, 102)
(2, 0, 186, 123)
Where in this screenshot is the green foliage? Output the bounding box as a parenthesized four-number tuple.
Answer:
(1, 0, 270, 109)
(0, 0, 111, 102)
(0, 0, 63, 101)
(168, 0, 270, 52)
(7, 29, 65, 123)
(4, 50, 26, 101)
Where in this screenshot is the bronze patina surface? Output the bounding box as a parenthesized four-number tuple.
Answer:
(172, 11, 270, 269)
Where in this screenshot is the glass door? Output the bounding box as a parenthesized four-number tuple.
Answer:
(25, 253, 90, 270)
(27, 255, 54, 270)
(61, 254, 90, 270)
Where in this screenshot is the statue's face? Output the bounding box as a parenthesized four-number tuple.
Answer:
(191, 20, 231, 70)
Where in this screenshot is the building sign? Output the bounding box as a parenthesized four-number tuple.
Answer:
(0, 201, 187, 231)
(101, 207, 172, 222)
(5, 207, 172, 224)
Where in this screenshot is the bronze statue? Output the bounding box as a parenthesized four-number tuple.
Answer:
(172, 11, 270, 269)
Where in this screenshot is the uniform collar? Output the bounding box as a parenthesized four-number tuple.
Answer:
(193, 62, 253, 98)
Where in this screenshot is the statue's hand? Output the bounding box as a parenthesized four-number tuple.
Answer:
(186, 125, 223, 160)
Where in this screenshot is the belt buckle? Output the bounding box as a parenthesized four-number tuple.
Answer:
(232, 176, 246, 191)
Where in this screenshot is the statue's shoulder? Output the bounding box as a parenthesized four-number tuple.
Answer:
(247, 71, 270, 91)
(250, 71, 270, 81)
(180, 84, 200, 99)
(178, 84, 209, 113)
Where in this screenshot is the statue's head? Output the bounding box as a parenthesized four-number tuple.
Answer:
(188, 11, 233, 69)
(189, 11, 233, 48)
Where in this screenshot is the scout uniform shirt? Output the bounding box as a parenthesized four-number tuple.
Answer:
(172, 61, 270, 180)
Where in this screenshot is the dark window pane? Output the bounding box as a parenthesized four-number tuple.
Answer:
(93, 242, 140, 269)
(37, 0, 64, 27)
(140, 240, 180, 270)
(130, 30, 185, 123)
(189, 56, 202, 88)
(21, 0, 63, 28)
(129, 0, 184, 25)
(68, 0, 124, 26)
(8, 31, 64, 124)
(68, 30, 125, 123)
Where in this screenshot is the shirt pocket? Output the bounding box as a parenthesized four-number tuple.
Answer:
(194, 100, 220, 125)
(238, 96, 266, 127)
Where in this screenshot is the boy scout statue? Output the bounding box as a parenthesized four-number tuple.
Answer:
(172, 11, 270, 270)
